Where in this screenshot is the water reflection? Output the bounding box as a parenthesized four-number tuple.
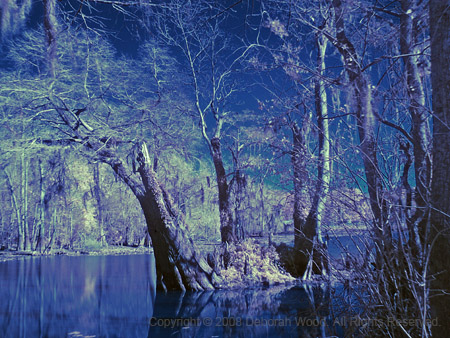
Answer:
(0, 255, 345, 338)
(150, 285, 339, 338)
(0, 255, 156, 338)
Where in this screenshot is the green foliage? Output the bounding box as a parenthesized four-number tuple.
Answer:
(0, 21, 210, 251)
(98, 165, 147, 246)
(156, 150, 221, 241)
(81, 236, 104, 252)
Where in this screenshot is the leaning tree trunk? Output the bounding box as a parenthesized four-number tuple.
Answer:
(46, 95, 219, 291)
(429, 0, 450, 334)
(103, 142, 218, 291)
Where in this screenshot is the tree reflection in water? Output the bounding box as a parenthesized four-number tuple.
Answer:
(0, 255, 353, 338)
(0, 255, 157, 338)
(150, 284, 342, 337)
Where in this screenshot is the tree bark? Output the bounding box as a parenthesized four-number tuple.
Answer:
(293, 32, 331, 278)
(100, 142, 217, 291)
(37, 159, 46, 252)
(211, 137, 235, 244)
(231, 137, 246, 240)
(429, 0, 450, 334)
(292, 116, 311, 276)
(332, 0, 387, 262)
(45, 96, 219, 291)
(92, 162, 106, 247)
(306, 32, 331, 277)
(400, 0, 431, 253)
(21, 150, 30, 251)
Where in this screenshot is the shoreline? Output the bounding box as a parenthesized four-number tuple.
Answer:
(0, 229, 370, 263)
(0, 246, 153, 262)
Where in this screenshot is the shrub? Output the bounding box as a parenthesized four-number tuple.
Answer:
(216, 239, 295, 289)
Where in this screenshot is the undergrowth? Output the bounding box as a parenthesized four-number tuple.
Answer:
(214, 239, 295, 289)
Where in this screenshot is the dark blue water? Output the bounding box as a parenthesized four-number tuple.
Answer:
(0, 254, 352, 338)
(327, 235, 368, 260)
(0, 255, 157, 338)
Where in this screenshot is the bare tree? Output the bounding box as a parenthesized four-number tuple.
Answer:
(298, 30, 331, 278)
(330, 0, 387, 248)
(147, 0, 258, 243)
(261, 0, 334, 278)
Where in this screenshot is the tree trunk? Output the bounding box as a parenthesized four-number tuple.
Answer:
(294, 33, 331, 278)
(3, 169, 24, 250)
(93, 162, 106, 247)
(259, 181, 265, 236)
(429, 0, 450, 334)
(400, 0, 431, 254)
(211, 137, 235, 244)
(332, 0, 387, 264)
(102, 142, 217, 291)
(231, 136, 246, 241)
(234, 168, 245, 240)
(47, 208, 56, 253)
(45, 96, 218, 291)
(21, 150, 31, 251)
(43, 0, 58, 78)
(37, 159, 46, 252)
(292, 115, 312, 277)
(306, 32, 331, 277)
(0, 209, 3, 249)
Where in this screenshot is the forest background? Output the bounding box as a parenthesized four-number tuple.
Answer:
(0, 0, 449, 336)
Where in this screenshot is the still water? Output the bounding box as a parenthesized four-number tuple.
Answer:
(0, 254, 349, 337)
